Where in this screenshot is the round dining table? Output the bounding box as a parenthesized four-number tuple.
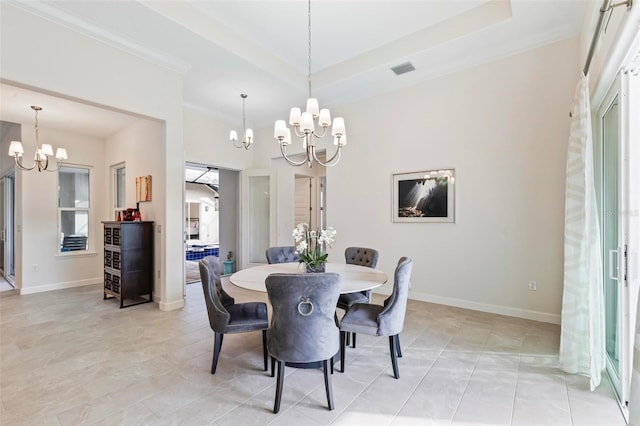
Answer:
(229, 262, 388, 294)
(229, 262, 387, 370)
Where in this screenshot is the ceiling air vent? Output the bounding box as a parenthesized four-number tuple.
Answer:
(391, 62, 416, 76)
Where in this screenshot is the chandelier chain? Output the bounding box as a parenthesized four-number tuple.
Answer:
(34, 107, 40, 147)
(242, 95, 246, 133)
(230, 93, 252, 150)
(307, 0, 312, 98)
(272, 0, 346, 168)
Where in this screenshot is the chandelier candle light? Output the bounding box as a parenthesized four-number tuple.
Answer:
(292, 223, 336, 273)
(273, 0, 346, 167)
(230, 94, 254, 149)
(9, 106, 68, 172)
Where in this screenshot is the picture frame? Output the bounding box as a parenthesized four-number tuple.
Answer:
(392, 169, 455, 223)
(136, 175, 152, 202)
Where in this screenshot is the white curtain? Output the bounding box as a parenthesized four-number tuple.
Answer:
(559, 73, 605, 391)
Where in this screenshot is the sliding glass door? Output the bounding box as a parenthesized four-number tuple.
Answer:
(599, 83, 622, 394)
(595, 70, 635, 406)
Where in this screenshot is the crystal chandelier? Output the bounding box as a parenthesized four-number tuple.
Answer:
(273, 0, 346, 167)
(229, 94, 254, 150)
(8, 105, 68, 172)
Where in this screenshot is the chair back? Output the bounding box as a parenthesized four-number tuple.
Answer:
(266, 273, 341, 363)
(345, 247, 379, 269)
(266, 246, 300, 264)
(62, 235, 87, 251)
(199, 256, 231, 332)
(378, 257, 413, 336)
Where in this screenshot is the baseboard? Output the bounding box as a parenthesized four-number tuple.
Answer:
(17, 279, 183, 311)
(19, 278, 101, 295)
(374, 288, 561, 324)
(159, 298, 184, 311)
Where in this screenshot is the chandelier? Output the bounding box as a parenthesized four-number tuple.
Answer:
(273, 0, 346, 167)
(8, 105, 68, 172)
(229, 94, 254, 150)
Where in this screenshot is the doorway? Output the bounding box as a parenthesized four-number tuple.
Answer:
(294, 175, 326, 231)
(295, 176, 313, 228)
(184, 164, 240, 285)
(0, 174, 15, 288)
(185, 164, 220, 284)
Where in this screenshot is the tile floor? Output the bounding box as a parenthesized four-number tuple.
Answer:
(0, 279, 626, 425)
(0, 276, 14, 292)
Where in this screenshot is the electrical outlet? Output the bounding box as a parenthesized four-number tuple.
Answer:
(528, 280, 537, 291)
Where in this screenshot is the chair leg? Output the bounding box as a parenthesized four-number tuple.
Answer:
(340, 331, 346, 373)
(346, 332, 351, 346)
(262, 330, 268, 371)
(271, 356, 276, 378)
(351, 332, 357, 349)
(211, 332, 224, 374)
(274, 360, 285, 414)
(323, 359, 335, 410)
(389, 335, 400, 379)
(395, 334, 402, 358)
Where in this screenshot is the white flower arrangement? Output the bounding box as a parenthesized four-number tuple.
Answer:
(292, 223, 336, 268)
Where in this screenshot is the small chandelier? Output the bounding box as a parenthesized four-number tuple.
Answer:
(229, 94, 254, 150)
(273, 0, 346, 168)
(8, 105, 68, 172)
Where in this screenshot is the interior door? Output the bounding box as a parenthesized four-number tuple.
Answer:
(241, 169, 276, 269)
(295, 177, 312, 227)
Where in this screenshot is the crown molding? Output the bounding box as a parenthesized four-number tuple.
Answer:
(6, 0, 192, 75)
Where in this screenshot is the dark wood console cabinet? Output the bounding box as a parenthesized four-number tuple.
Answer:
(102, 221, 154, 308)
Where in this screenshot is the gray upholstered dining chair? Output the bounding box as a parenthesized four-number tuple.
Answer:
(199, 255, 269, 374)
(339, 257, 413, 379)
(265, 272, 341, 413)
(265, 246, 300, 264)
(337, 247, 379, 348)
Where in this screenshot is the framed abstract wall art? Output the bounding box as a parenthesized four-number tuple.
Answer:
(392, 169, 455, 223)
(136, 175, 152, 202)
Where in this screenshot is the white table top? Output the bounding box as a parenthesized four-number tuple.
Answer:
(229, 262, 388, 294)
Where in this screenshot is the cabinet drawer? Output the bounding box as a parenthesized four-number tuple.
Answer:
(104, 226, 121, 246)
(104, 271, 121, 295)
(103, 249, 121, 270)
(104, 270, 112, 291)
(104, 270, 120, 294)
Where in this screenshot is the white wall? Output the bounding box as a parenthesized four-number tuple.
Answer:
(184, 108, 254, 171)
(218, 168, 239, 269)
(104, 119, 165, 299)
(14, 126, 106, 293)
(321, 37, 579, 324)
(251, 38, 579, 323)
(1, 4, 185, 309)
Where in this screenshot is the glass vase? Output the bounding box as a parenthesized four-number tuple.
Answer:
(305, 263, 326, 273)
